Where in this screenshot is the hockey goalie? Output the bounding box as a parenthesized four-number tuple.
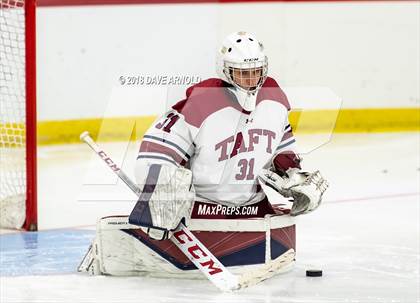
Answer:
(79, 31, 328, 280)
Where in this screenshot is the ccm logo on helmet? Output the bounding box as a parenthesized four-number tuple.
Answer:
(244, 58, 259, 62)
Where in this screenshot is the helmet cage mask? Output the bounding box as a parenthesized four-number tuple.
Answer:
(223, 57, 268, 95)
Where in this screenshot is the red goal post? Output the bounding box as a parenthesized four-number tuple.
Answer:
(0, 0, 37, 231)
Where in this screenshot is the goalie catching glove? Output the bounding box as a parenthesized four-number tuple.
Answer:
(259, 168, 328, 216)
(129, 164, 195, 240)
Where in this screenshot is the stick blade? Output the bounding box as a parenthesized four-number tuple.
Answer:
(236, 249, 295, 290)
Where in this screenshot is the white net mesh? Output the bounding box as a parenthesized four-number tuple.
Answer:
(0, 0, 26, 229)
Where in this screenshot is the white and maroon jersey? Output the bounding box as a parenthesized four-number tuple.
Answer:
(135, 77, 297, 206)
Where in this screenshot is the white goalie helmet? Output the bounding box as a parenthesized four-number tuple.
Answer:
(216, 31, 268, 111)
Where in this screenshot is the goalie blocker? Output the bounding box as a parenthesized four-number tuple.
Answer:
(78, 203, 296, 278)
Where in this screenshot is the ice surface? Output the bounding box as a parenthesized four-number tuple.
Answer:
(1, 133, 419, 303)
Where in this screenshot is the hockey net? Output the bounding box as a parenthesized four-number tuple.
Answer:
(0, 0, 37, 230)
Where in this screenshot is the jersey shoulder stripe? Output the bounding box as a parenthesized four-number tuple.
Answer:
(171, 77, 290, 128)
(171, 78, 243, 128)
(256, 77, 291, 111)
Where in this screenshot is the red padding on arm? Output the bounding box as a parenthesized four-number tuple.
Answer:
(273, 151, 301, 173)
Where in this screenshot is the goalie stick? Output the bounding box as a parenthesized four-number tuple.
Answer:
(80, 131, 295, 291)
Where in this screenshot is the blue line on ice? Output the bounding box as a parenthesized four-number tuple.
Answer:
(0, 229, 94, 276)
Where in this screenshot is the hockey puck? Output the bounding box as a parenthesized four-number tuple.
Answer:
(306, 269, 323, 277)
